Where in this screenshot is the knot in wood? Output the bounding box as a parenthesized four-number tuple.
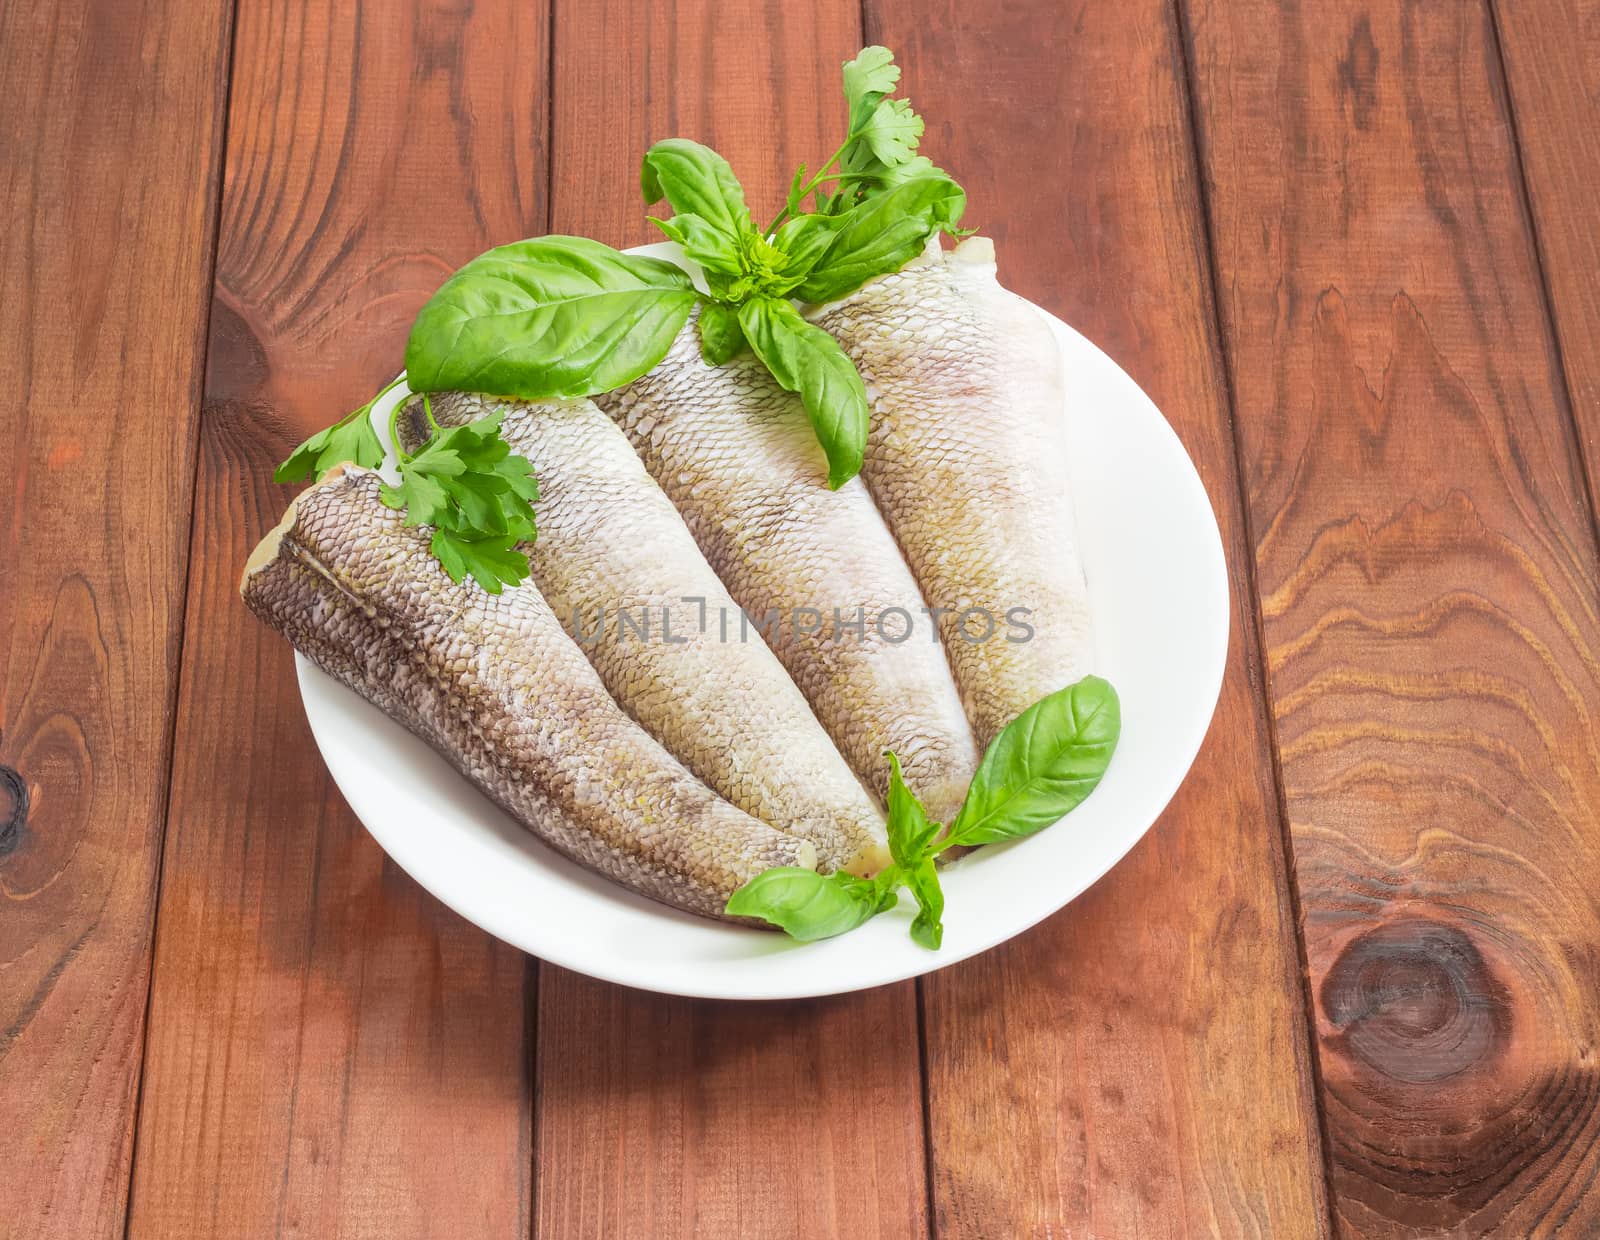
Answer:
(0, 763, 26, 856)
(1322, 919, 1510, 1084)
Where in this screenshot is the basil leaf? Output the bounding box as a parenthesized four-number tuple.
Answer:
(905, 857, 944, 951)
(649, 213, 743, 275)
(725, 867, 897, 941)
(404, 236, 698, 400)
(794, 176, 966, 304)
(949, 676, 1121, 846)
(697, 303, 746, 366)
(737, 297, 868, 489)
(884, 749, 941, 866)
(771, 214, 843, 280)
(640, 139, 754, 238)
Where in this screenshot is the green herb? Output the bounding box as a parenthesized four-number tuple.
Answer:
(630, 48, 963, 486)
(905, 857, 945, 951)
(378, 405, 540, 594)
(404, 236, 699, 399)
(637, 138, 870, 487)
(884, 749, 942, 863)
(274, 377, 404, 484)
(737, 298, 868, 489)
(724, 867, 898, 941)
(769, 46, 962, 230)
(794, 175, 966, 304)
(726, 676, 1122, 947)
(641, 139, 753, 239)
(949, 676, 1122, 843)
(696, 301, 747, 365)
(277, 382, 541, 594)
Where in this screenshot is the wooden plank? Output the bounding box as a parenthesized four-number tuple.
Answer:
(0, 2, 232, 1235)
(862, 1, 1331, 1234)
(1181, 0, 1600, 1232)
(536, 5, 929, 1237)
(1494, 1, 1600, 523)
(124, 4, 547, 1234)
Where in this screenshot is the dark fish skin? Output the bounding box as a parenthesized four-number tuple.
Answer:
(810, 237, 1096, 748)
(240, 467, 815, 920)
(595, 315, 980, 827)
(399, 392, 889, 875)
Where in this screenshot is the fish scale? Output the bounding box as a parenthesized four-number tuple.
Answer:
(810, 236, 1096, 748)
(399, 392, 889, 876)
(241, 467, 815, 920)
(596, 312, 980, 827)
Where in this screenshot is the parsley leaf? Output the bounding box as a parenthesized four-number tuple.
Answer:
(852, 95, 924, 169)
(379, 411, 540, 594)
(431, 528, 532, 595)
(274, 377, 403, 484)
(841, 45, 901, 129)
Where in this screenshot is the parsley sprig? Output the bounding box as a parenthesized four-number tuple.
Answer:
(277, 390, 540, 594)
(378, 398, 539, 594)
(770, 45, 953, 230)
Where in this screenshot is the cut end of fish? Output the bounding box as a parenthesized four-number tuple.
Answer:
(241, 494, 305, 594)
(917, 777, 972, 833)
(241, 464, 369, 597)
(952, 234, 996, 266)
(838, 839, 893, 879)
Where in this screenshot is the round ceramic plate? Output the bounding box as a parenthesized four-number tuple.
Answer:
(295, 244, 1230, 1000)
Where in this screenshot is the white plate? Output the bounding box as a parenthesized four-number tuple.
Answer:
(294, 244, 1230, 1000)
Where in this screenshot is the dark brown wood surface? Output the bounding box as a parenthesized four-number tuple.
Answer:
(1182, 0, 1600, 1232)
(0, 2, 232, 1236)
(5, 0, 1600, 1235)
(124, 3, 544, 1234)
(1495, 0, 1600, 517)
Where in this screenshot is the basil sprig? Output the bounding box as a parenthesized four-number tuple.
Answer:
(727, 676, 1122, 948)
(640, 139, 870, 489)
(636, 48, 965, 485)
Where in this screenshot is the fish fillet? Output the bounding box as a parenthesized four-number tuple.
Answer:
(596, 316, 980, 826)
(241, 467, 815, 920)
(398, 392, 888, 875)
(810, 236, 1095, 747)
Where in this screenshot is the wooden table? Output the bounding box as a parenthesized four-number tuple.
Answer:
(6, 1, 1600, 1235)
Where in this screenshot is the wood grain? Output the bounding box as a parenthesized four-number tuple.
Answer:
(536, 5, 928, 1237)
(863, 1, 1331, 1234)
(0, 2, 232, 1235)
(1182, 0, 1600, 1231)
(1493, 1, 1600, 530)
(124, 3, 547, 1234)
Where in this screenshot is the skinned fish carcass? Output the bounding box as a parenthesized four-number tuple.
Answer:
(240, 466, 816, 920)
(397, 392, 889, 876)
(809, 236, 1095, 748)
(595, 316, 981, 827)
